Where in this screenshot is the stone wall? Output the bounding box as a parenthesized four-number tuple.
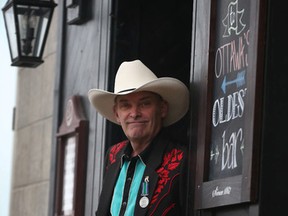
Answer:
(9, 2, 58, 216)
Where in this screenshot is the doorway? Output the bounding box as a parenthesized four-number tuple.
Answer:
(107, 0, 193, 148)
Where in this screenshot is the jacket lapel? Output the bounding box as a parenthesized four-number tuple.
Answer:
(96, 155, 121, 215)
(134, 135, 168, 215)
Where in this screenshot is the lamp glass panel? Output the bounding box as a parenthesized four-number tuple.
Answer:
(37, 16, 48, 56)
(4, 6, 18, 59)
(16, 5, 51, 57)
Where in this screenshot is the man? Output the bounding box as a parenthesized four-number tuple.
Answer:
(88, 60, 190, 216)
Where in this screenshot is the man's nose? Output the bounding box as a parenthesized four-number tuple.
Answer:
(129, 105, 141, 118)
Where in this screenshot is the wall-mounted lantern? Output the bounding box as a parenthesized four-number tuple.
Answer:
(2, 0, 57, 68)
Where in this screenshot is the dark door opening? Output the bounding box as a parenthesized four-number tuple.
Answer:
(106, 0, 193, 148)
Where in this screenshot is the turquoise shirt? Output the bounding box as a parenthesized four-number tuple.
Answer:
(110, 156, 146, 216)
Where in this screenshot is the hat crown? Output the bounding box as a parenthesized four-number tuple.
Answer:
(114, 60, 158, 93)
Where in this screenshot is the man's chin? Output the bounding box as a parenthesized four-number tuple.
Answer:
(126, 130, 146, 141)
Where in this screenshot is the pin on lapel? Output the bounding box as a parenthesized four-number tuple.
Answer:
(139, 176, 149, 208)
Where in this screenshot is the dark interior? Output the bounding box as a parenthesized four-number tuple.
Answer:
(106, 0, 193, 148)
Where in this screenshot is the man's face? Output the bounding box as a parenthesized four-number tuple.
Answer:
(114, 91, 168, 144)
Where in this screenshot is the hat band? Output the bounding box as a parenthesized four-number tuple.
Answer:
(117, 88, 136, 94)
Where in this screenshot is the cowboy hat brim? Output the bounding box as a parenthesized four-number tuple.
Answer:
(88, 77, 189, 127)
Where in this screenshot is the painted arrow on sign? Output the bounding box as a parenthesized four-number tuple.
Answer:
(210, 145, 220, 164)
(221, 70, 246, 94)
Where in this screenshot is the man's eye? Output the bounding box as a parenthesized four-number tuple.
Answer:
(119, 103, 130, 109)
(140, 101, 151, 107)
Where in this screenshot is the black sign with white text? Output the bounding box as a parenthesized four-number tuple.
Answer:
(209, 0, 250, 180)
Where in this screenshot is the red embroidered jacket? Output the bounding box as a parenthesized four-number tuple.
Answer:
(95, 131, 188, 216)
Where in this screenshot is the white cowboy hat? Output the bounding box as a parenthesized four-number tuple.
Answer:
(88, 60, 189, 126)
